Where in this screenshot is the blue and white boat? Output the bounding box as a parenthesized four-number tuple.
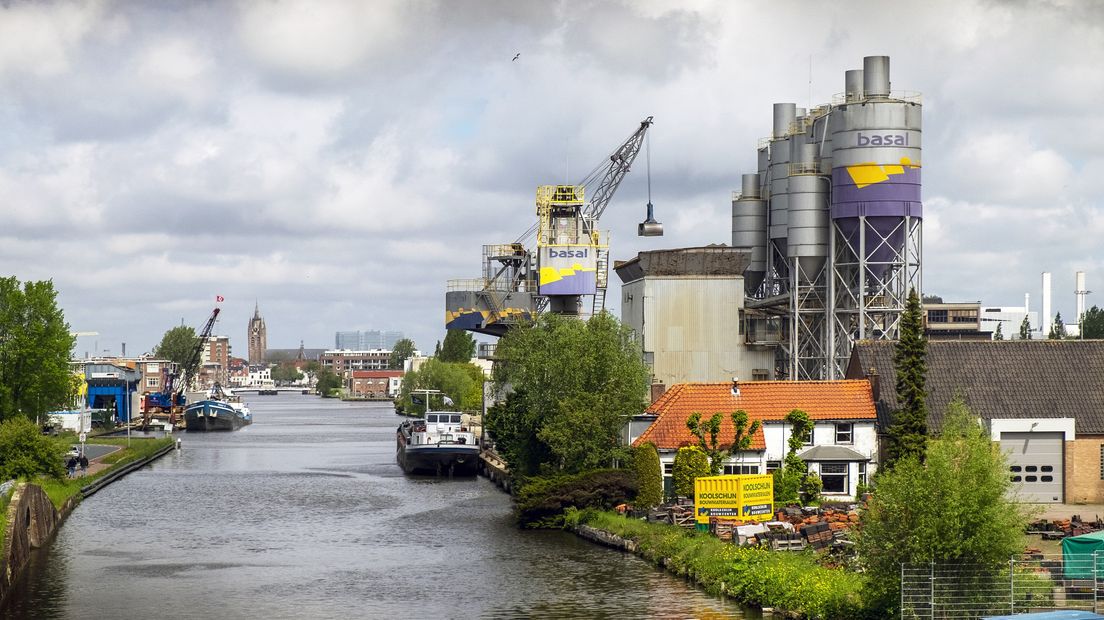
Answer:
(184, 388, 251, 431)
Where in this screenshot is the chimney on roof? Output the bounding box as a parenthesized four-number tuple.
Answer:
(650, 383, 666, 404)
(731, 377, 741, 397)
(865, 366, 881, 402)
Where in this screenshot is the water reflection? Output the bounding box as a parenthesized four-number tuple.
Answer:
(4, 396, 752, 619)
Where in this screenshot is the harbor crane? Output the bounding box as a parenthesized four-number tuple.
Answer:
(445, 116, 661, 336)
(142, 307, 220, 428)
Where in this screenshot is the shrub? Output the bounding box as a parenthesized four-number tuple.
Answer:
(0, 417, 65, 480)
(671, 446, 710, 498)
(632, 442, 662, 510)
(515, 469, 637, 528)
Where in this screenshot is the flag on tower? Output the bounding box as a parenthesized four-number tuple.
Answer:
(216, 295, 224, 302)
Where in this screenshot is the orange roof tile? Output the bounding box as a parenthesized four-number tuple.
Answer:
(632, 380, 876, 451)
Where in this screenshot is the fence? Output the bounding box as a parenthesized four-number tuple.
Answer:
(902, 553, 1104, 619)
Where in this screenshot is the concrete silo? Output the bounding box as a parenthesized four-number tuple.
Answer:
(731, 174, 768, 296)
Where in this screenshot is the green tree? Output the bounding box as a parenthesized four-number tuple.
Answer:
(672, 445, 710, 498)
(1019, 315, 1032, 340)
(993, 322, 1004, 340)
(439, 329, 476, 363)
(857, 399, 1033, 615)
(388, 338, 416, 370)
(774, 409, 813, 503)
(395, 359, 484, 414)
(486, 312, 649, 477)
(315, 368, 342, 396)
(632, 442, 663, 510)
(0, 417, 65, 480)
(0, 277, 77, 422)
(1049, 311, 1066, 339)
(1083, 305, 1104, 339)
(686, 409, 762, 475)
(885, 288, 928, 468)
(270, 364, 303, 384)
(302, 360, 321, 374)
(153, 325, 198, 369)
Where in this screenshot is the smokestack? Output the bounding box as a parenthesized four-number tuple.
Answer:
(845, 69, 864, 102)
(1075, 271, 1088, 325)
(1042, 272, 1052, 335)
(1024, 293, 1030, 314)
(122, 342, 126, 357)
(773, 103, 796, 138)
(863, 56, 890, 97)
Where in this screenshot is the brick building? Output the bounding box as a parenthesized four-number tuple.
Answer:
(319, 349, 391, 373)
(347, 370, 403, 398)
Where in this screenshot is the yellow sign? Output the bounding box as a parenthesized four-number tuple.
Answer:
(694, 474, 774, 524)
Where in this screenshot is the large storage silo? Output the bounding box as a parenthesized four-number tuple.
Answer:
(768, 103, 796, 289)
(828, 55, 923, 376)
(731, 173, 768, 295)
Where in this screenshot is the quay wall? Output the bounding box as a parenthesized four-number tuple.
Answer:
(0, 442, 174, 604)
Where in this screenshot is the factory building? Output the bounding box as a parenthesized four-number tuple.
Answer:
(733, 55, 922, 379)
(614, 246, 776, 392)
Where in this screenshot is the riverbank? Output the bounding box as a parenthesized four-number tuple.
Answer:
(565, 509, 869, 619)
(0, 436, 174, 604)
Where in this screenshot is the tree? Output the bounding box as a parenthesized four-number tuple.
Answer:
(993, 323, 1004, 340)
(1083, 305, 1104, 339)
(632, 442, 663, 510)
(0, 277, 77, 422)
(1019, 315, 1032, 340)
(434, 341, 442, 357)
(439, 329, 476, 363)
(885, 288, 928, 468)
(1049, 311, 1066, 339)
(672, 446, 711, 498)
(388, 338, 416, 370)
(315, 368, 342, 396)
(270, 364, 303, 384)
(921, 294, 943, 304)
(395, 358, 484, 414)
(774, 409, 814, 503)
(153, 325, 198, 369)
(686, 409, 762, 475)
(486, 312, 650, 477)
(0, 417, 65, 480)
(857, 399, 1032, 615)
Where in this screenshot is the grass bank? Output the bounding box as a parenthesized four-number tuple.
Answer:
(37, 437, 173, 510)
(566, 509, 870, 619)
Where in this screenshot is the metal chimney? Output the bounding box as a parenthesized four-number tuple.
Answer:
(1075, 271, 1089, 326)
(1042, 272, 1052, 335)
(845, 69, 864, 102)
(863, 56, 890, 97)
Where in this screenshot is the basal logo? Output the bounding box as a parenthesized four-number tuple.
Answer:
(549, 249, 588, 259)
(857, 132, 908, 147)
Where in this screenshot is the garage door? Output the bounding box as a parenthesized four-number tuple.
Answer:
(1000, 432, 1063, 503)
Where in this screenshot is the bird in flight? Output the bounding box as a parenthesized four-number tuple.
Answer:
(512, 53, 520, 62)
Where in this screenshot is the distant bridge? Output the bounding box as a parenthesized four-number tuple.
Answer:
(232, 387, 313, 394)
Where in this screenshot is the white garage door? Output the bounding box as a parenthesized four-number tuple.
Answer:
(1000, 432, 1063, 503)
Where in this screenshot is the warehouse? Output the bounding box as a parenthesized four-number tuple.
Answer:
(846, 340, 1104, 503)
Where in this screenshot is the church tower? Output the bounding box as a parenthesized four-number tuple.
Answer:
(248, 302, 267, 364)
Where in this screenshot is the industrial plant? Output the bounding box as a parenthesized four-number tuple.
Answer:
(733, 55, 923, 380)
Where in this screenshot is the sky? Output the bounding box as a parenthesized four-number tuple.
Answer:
(1, 0, 1101, 356)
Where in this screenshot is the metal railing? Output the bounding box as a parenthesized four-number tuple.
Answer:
(902, 553, 1104, 619)
(788, 162, 827, 176)
(831, 89, 922, 105)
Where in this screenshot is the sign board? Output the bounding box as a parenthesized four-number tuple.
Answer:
(79, 432, 87, 443)
(694, 474, 774, 525)
(80, 409, 92, 433)
(538, 245, 597, 296)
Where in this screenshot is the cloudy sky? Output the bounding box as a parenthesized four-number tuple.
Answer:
(2, 0, 1101, 356)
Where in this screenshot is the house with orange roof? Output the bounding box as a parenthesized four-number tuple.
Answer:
(632, 379, 879, 499)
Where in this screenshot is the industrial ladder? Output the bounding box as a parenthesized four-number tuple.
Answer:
(591, 248, 609, 316)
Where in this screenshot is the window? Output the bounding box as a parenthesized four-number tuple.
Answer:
(1010, 466, 1022, 473)
(664, 463, 674, 476)
(1041, 476, 1054, 482)
(1025, 465, 1038, 472)
(1099, 444, 1104, 479)
(799, 427, 813, 446)
(835, 423, 853, 444)
(1041, 465, 1053, 473)
(766, 460, 782, 473)
(820, 463, 848, 494)
(927, 309, 948, 323)
(1025, 476, 1038, 483)
(752, 369, 770, 381)
(858, 462, 867, 487)
(723, 465, 760, 475)
(146, 378, 158, 387)
(1011, 476, 1022, 482)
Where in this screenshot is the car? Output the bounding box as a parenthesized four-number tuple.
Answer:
(66, 447, 80, 459)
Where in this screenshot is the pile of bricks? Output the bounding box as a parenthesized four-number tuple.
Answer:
(1028, 515, 1103, 540)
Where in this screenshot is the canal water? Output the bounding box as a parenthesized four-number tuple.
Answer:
(5, 395, 753, 619)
